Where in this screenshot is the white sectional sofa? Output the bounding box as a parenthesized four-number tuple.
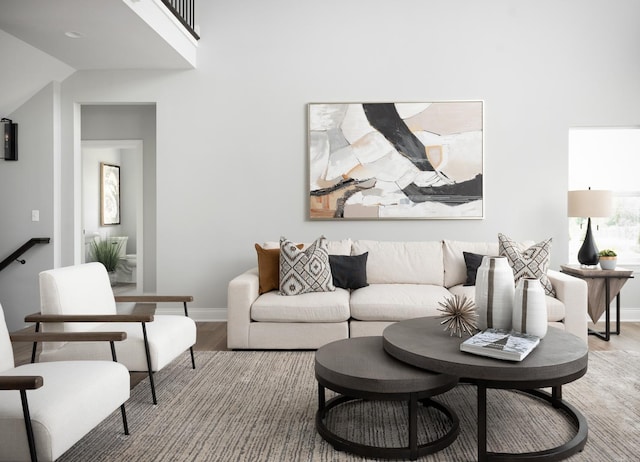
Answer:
(227, 239, 588, 349)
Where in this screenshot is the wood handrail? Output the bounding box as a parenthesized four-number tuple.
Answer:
(0, 238, 50, 272)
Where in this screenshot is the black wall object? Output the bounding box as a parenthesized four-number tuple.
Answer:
(2, 118, 18, 161)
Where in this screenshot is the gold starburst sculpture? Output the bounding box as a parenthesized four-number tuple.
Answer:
(437, 294, 478, 337)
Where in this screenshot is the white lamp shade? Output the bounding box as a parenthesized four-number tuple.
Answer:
(567, 190, 613, 217)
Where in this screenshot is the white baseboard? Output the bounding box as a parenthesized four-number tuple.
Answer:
(156, 307, 227, 322)
(620, 307, 640, 322)
(588, 307, 640, 324)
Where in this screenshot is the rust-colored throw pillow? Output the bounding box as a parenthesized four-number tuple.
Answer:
(255, 243, 302, 294)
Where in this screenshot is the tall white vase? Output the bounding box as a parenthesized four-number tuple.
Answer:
(513, 278, 548, 338)
(475, 256, 515, 330)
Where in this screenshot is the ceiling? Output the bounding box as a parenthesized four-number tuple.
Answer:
(0, 0, 195, 70)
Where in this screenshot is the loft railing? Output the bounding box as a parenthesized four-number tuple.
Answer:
(0, 238, 51, 272)
(160, 0, 200, 40)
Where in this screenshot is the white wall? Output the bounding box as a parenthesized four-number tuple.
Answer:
(0, 29, 74, 115)
(82, 146, 122, 245)
(10, 0, 640, 323)
(0, 83, 57, 330)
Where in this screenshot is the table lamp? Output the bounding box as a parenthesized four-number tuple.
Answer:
(568, 188, 613, 266)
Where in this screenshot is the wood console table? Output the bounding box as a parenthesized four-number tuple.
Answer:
(561, 265, 634, 341)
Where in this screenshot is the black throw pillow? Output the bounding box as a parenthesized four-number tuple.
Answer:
(329, 253, 369, 290)
(463, 251, 486, 286)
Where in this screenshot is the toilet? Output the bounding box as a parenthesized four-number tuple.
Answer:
(118, 254, 137, 283)
(107, 236, 137, 284)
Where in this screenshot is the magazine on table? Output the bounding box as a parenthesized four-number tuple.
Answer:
(460, 328, 540, 361)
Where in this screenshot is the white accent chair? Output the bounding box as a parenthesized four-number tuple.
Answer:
(28, 262, 197, 405)
(0, 303, 130, 462)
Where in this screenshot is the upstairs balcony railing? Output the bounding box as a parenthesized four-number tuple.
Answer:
(161, 0, 200, 40)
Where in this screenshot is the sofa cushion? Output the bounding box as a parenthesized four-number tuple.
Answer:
(448, 284, 565, 323)
(251, 288, 351, 322)
(329, 253, 369, 290)
(498, 233, 556, 297)
(279, 236, 335, 295)
(352, 240, 443, 285)
(350, 284, 451, 321)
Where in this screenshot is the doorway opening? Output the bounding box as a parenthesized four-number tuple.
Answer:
(81, 140, 144, 291)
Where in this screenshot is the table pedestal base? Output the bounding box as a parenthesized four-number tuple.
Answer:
(316, 384, 459, 461)
(476, 385, 588, 462)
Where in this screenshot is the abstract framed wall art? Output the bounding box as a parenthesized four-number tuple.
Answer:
(100, 163, 121, 225)
(308, 101, 484, 219)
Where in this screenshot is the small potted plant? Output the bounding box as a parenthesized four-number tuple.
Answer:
(90, 239, 123, 284)
(598, 249, 617, 270)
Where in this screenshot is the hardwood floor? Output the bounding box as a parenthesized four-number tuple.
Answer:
(12, 321, 640, 368)
(586, 321, 640, 352)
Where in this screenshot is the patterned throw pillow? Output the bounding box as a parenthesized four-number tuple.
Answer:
(498, 233, 556, 297)
(279, 236, 335, 295)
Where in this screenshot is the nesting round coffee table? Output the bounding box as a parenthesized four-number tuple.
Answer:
(383, 316, 589, 462)
(315, 336, 460, 460)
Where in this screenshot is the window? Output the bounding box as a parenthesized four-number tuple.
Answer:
(568, 128, 640, 266)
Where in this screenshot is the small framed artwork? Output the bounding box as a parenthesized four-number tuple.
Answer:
(308, 101, 484, 219)
(100, 163, 120, 225)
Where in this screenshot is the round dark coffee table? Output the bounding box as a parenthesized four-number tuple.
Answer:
(383, 317, 589, 462)
(314, 336, 460, 460)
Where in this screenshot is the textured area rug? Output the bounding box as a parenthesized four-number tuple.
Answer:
(59, 350, 640, 461)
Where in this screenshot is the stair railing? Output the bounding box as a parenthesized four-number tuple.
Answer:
(160, 0, 200, 40)
(0, 238, 51, 272)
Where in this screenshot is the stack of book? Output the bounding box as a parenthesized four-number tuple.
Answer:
(460, 328, 540, 361)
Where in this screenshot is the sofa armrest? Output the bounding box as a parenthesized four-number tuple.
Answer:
(227, 268, 260, 349)
(548, 269, 588, 343)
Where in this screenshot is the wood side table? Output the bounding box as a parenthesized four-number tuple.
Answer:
(560, 264, 634, 341)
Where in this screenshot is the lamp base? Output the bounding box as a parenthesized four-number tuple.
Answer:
(577, 217, 599, 266)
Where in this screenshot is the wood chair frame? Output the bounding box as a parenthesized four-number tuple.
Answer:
(3, 331, 129, 462)
(26, 295, 195, 405)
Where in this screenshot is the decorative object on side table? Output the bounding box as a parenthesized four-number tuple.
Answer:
(567, 188, 613, 266)
(89, 238, 123, 285)
(512, 277, 548, 338)
(460, 328, 540, 361)
(475, 256, 514, 330)
(598, 249, 617, 270)
(438, 294, 477, 337)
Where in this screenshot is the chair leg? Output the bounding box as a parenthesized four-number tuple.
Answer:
(182, 301, 196, 369)
(141, 322, 158, 405)
(109, 340, 130, 434)
(30, 322, 40, 364)
(120, 404, 130, 435)
(20, 390, 37, 462)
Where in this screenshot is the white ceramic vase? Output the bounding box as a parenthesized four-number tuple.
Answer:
(512, 277, 547, 338)
(475, 256, 515, 330)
